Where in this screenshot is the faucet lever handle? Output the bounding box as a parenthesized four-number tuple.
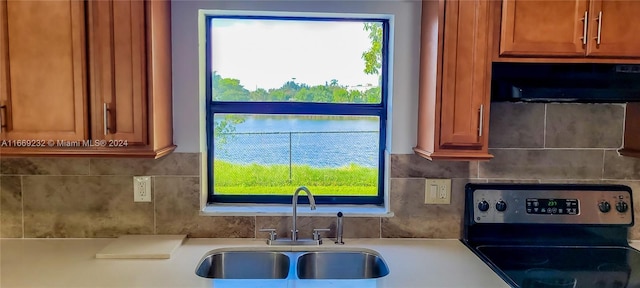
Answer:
(312, 228, 331, 240)
(259, 228, 277, 241)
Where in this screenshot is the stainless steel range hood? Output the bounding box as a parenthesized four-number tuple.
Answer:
(491, 63, 640, 103)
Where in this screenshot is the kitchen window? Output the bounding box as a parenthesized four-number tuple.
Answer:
(204, 12, 390, 205)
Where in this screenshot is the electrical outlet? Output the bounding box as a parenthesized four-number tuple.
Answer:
(133, 176, 152, 202)
(424, 178, 451, 204)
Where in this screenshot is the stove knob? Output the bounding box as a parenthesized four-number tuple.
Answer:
(495, 200, 507, 212)
(616, 201, 629, 213)
(478, 201, 490, 212)
(598, 201, 611, 213)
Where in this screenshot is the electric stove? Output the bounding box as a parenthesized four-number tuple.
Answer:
(462, 183, 640, 288)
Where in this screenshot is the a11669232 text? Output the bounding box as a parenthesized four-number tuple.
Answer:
(0, 139, 129, 148)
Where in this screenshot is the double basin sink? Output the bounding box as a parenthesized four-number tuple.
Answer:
(196, 248, 389, 280)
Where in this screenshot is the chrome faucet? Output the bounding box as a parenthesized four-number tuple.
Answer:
(292, 186, 316, 241)
(259, 186, 327, 245)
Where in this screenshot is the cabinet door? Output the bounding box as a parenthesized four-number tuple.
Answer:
(0, 0, 87, 141)
(586, 0, 640, 57)
(500, 0, 589, 56)
(439, 0, 490, 149)
(89, 0, 147, 145)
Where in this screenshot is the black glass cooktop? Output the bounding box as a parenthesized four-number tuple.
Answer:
(477, 246, 640, 288)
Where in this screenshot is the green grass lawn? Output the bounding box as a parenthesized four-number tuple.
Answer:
(213, 160, 378, 196)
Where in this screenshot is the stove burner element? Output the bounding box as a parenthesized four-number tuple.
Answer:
(523, 268, 577, 288)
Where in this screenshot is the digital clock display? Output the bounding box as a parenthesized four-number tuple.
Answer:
(526, 198, 579, 215)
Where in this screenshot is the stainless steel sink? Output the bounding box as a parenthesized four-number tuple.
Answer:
(195, 249, 389, 280)
(195, 251, 290, 279)
(296, 251, 389, 279)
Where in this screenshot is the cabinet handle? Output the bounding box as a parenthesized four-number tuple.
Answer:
(103, 103, 109, 135)
(594, 11, 602, 45)
(478, 104, 484, 137)
(581, 11, 588, 45)
(0, 105, 6, 132)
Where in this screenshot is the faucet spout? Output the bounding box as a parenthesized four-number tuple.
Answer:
(292, 186, 316, 241)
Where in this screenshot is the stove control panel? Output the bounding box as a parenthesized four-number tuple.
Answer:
(472, 188, 632, 225)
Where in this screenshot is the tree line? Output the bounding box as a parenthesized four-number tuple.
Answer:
(212, 72, 381, 104)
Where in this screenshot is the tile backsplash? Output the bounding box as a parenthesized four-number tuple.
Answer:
(1, 103, 639, 239)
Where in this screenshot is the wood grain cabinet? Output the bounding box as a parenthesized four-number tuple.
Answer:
(0, 0, 88, 142)
(414, 0, 493, 161)
(500, 0, 640, 58)
(0, 0, 174, 158)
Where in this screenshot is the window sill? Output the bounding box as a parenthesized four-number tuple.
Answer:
(201, 203, 394, 217)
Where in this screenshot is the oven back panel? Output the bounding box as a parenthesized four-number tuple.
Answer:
(463, 183, 633, 247)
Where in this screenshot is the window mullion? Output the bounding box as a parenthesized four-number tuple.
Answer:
(210, 102, 384, 116)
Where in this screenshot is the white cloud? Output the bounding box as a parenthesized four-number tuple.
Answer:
(211, 19, 380, 90)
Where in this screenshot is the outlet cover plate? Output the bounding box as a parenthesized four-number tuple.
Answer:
(424, 178, 451, 205)
(134, 176, 152, 202)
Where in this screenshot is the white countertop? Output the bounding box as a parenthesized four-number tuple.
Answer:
(0, 238, 509, 288)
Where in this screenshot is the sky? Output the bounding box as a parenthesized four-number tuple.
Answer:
(210, 18, 380, 90)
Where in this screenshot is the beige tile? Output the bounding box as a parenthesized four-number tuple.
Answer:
(391, 154, 478, 179)
(256, 216, 330, 240)
(381, 178, 472, 238)
(1, 176, 23, 238)
(90, 153, 200, 176)
(0, 158, 89, 175)
(256, 216, 380, 240)
(604, 151, 640, 180)
(381, 218, 461, 239)
(546, 103, 624, 148)
(488, 102, 545, 148)
(22, 176, 153, 238)
(340, 217, 381, 238)
(479, 149, 604, 179)
(24, 176, 88, 238)
(84, 177, 154, 237)
(155, 176, 254, 237)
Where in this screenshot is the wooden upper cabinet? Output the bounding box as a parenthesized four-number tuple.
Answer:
(87, 0, 174, 157)
(586, 0, 640, 57)
(0, 0, 87, 141)
(414, 0, 493, 161)
(499, 0, 640, 59)
(439, 0, 490, 149)
(0, 0, 174, 158)
(500, 0, 588, 56)
(88, 0, 147, 146)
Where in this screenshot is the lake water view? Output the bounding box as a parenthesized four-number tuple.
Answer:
(214, 115, 380, 168)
